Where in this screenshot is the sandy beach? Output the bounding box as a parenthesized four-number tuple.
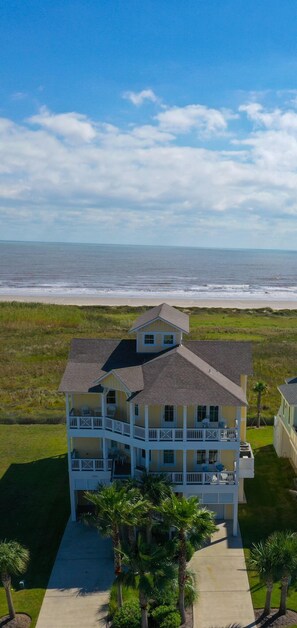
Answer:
(1, 294, 297, 309)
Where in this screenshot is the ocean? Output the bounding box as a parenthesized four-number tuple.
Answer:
(0, 241, 297, 301)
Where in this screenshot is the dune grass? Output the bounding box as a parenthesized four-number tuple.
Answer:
(0, 424, 69, 626)
(1, 301, 297, 421)
(239, 427, 297, 613)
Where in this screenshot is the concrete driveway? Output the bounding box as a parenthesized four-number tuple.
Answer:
(190, 521, 256, 628)
(36, 519, 114, 628)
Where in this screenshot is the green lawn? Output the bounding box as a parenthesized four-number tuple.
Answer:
(239, 427, 297, 613)
(0, 425, 69, 626)
(1, 302, 297, 420)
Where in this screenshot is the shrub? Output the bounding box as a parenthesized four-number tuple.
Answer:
(184, 569, 198, 607)
(112, 601, 141, 628)
(151, 581, 177, 608)
(151, 605, 177, 624)
(160, 612, 181, 628)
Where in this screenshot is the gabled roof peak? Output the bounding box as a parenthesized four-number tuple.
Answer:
(129, 303, 189, 334)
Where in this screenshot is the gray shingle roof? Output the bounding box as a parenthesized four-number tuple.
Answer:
(279, 383, 297, 405)
(129, 303, 189, 333)
(133, 345, 247, 406)
(59, 336, 251, 405)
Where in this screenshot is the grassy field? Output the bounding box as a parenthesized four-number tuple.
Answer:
(1, 301, 297, 421)
(239, 427, 297, 615)
(0, 425, 69, 626)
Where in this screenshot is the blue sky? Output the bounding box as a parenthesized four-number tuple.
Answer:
(1, 0, 297, 248)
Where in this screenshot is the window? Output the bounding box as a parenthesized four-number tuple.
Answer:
(163, 450, 174, 464)
(163, 334, 174, 346)
(107, 390, 116, 404)
(144, 334, 154, 345)
(209, 450, 218, 464)
(141, 449, 151, 461)
(197, 405, 207, 421)
(197, 450, 206, 465)
(164, 405, 174, 422)
(135, 404, 139, 416)
(124, 444, 130, 450)
(209, 406, 219, 422)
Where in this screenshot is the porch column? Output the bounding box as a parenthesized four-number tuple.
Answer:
(183, 449, 187, 489)
(131, 446, 135, 478)
(103, 438, 108, 472)
(145, 405, 149, 441)
(232, 497, 238, 536)
(66, 393, 70, 423)
(183, 405, 187, 442)
(145, 448, 150, 472)
(67, 431, 76, 521)
(102, 392, 107, 420)
(130, 402, 134, 437)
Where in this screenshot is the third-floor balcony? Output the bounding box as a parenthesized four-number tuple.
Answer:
(69, 411, 239, 443)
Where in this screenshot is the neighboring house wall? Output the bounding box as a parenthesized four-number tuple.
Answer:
(274, 411, 297, 472)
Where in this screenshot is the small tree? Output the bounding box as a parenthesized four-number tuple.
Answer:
(84, 483, 148, 608)
(268, 530, 297, 615)
(0, 540, 29, 620)
(120, 534, 176, 628)
(161, 494, 216, 624)
(253, 381, 268, 428)
(135, 471, 172, 543)
(248, 539, 278, 616)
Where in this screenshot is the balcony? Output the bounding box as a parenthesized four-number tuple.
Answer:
(71, 457, 113, 472)
(238, 442, 254, 478)
(69, 412, 239, 443)
(135, 468, 236, 486)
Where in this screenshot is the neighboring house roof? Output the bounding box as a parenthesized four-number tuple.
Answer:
(278, 383, 297, 406)
(59, 337, 251, 405)
(129, 303, 189, 334)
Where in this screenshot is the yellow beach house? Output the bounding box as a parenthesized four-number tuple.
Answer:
(60, 303, 254, 535)
(274, 377, 297, 471)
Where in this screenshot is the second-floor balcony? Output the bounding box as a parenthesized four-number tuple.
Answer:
(69, 411, 239, 443)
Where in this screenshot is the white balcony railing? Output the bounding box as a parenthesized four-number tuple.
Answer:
(136, 469, 236, 485)
(71, 458, 113, 472)
(69, 413, 238, 443)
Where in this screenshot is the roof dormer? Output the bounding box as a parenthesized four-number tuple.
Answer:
(129, 303, 189, 353)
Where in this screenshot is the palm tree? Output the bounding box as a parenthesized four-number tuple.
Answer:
(135, 471, 172, 543)
(161, 494, 216, 624)
(253, 381, 267, 428)
(268, 530, 297, 615)
(85, 483, 148, 608)
(120, 534, 176, 628)
(248, 538, 278, 616)
(0, 540, 29, 620)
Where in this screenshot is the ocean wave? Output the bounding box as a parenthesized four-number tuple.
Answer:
(1, 282, 297, 300)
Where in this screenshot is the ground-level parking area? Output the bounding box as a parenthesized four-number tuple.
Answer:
(36, 519, 114, 628)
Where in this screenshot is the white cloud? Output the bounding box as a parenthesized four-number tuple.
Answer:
(156, 104, 234, 135)
(1, 100, 297, 245)
(122, 89, 158, 106)
(28, 106, 97, 142)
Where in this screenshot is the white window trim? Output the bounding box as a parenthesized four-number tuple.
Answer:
(162, 333, 175, 347)
(162, 450, 175, 466)
(143, 332, 156, 346)
(161, 405, 177, 427)
(106, 389, 117, 406)
(196, 405, 220, 423)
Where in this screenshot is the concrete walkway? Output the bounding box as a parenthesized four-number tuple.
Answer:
(190, 521, 256, 628)
(36, 519, 114, 628)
